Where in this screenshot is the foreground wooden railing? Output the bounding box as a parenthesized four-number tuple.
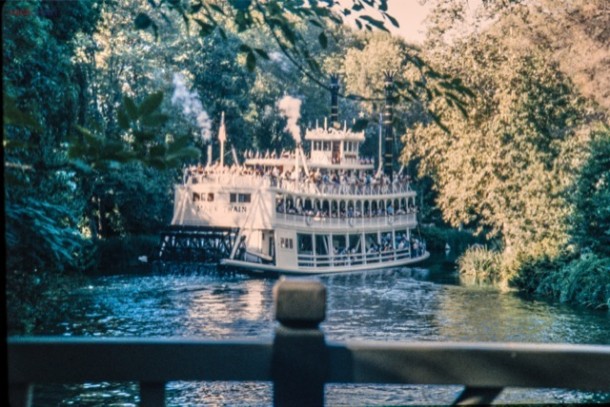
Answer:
(8, 280, 610, 406)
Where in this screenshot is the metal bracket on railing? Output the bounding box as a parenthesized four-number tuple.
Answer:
(272, 279, 329, 407)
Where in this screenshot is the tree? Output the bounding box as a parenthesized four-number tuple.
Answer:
(4, 0, 104, 269)
(569, 128, 610, 257)
(407, 0, 607, 251)
(406, 0, 609, 303)
(134, 0, 400, 75)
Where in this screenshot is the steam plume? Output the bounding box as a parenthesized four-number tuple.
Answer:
(277, 95, 302, 144)
(171, 73, 211, 142)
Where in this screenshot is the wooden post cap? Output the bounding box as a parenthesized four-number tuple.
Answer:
(273, 279, 326, 327)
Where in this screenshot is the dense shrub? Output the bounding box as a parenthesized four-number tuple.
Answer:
(536, 254, 610, 309)
(460, 244, 610, 309)
(457, 246, 507, 288)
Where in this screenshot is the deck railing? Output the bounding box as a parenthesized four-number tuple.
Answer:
(275, 213, 417, 229)
(185, 172, 416, 199)
(296, 247, 427, 268)
(8, 280, 610, 407)
(274, 179, 416, 197)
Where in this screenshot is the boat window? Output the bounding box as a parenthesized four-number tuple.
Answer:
(365, 233, 379, 252)
(349, 234, 361, 253)
(207, 193, 214, 202)
(297, 234, 313, 254)
(396, 230, 409, 250)
(332, 235, 346, 254)
(303, 198, 313, 213)
(323, 141, 331, 151)
(280, 238, 293, 249)
(331, 201, 338, 217)
(381, 232, 393, 250)
(321, 200, 330, 216)
(315, 235, 329, 255)
(231, 193, 251, 203)
(193, 193, 200, 202)
(276, 196, 285, 213)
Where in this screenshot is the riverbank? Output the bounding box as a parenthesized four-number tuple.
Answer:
(419, 225, 610, 310)
(458, 246, 610, 310)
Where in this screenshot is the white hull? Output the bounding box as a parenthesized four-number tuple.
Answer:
(221, 251, 430, 275)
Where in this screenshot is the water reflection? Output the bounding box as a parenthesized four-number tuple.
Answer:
(321, 268, 444, 341)
(184, 279, 274, 338)
(435, 287, 610, 344)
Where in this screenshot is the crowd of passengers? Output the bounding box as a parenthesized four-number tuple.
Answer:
(271, 167, 412, 191)
(243, 148, 375, 165)
(184, 163, 412, 192)
(326, 235, 426, 258)
(276, 201, 416, 217)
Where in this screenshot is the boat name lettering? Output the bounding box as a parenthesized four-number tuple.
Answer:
(229, 205, 248, 213)
(194, 203, 219, 212)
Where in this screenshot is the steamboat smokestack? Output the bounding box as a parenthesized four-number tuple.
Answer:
(330, 75, 340, 129)
(383, 72, 395, 181)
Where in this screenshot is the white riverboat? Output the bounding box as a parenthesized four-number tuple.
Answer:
(168, 85, 429, 275)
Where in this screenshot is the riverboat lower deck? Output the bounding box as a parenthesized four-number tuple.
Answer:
(221, 251, 430, 275)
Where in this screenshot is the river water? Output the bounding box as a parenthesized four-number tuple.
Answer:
(29, 255, 610, 406)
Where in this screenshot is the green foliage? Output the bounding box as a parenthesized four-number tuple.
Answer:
(129, 0, 470, 133)
(506, 246, 567, 295)
(341, 32, 473, 135)
(68, 91, 200, 171)
(532, 254, 610, 310)
(457, 246, 507, 288)
(556, 255, 610, 309)
(408, 1, 607, 263)
(408, 47, 587, 249)
(569, 128, 610, 257)
(135, 0, 397, 75)
(88, 164, 176, 237)
(417, 0, 610, 308)
(4, 0, 103, 278)
(3, 94, 41, 131)
(419, 226, 482, 252)
(5, 197, 94, 274)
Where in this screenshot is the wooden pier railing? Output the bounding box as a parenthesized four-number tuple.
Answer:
(8, 279, 610, 406)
